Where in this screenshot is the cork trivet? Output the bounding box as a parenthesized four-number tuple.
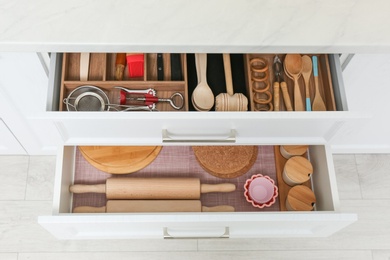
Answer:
(192, 146, 258, 178)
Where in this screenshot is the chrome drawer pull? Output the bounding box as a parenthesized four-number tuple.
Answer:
(162, 129, 236, 143)
(163, 227, 229, 239)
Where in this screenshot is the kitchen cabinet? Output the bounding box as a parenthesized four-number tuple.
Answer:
(330, 54, 390, 153)
(0, 119, 26, 154)
(0, 53, 62, 155)
(45, 53, 353, 146)
(38, 144, 356, 239)
(36, 51, 357, 239)
(4, 0, 390, 239)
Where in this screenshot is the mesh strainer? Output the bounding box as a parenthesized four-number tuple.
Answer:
(63, 85, 111, 111)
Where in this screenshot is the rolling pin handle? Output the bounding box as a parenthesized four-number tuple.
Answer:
(69, 184, 106, 194)
(73, 206, 106, 213)
(201, 205, 235, 212)
(200, 183, 236, 194)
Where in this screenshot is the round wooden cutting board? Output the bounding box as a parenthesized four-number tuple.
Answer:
(79, 146, 162, 174)
(192, 146, 258, 178)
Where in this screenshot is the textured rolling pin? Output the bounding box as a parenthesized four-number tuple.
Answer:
(73, 200, 235, 213)
(69, 178, 236, 199)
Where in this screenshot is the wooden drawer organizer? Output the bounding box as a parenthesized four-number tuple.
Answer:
(243, 54, 336, 111)
(58, 53, 336, 113)
(71, 145, 315, 213)
(58, 53, 189, 111)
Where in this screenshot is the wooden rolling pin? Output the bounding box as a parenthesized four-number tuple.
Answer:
(73, 200, 235, 213)
(69, 178, 236, 199)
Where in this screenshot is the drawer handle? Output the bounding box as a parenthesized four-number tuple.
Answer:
(163, 227, 229, 239)
(162, 129, 236, 143)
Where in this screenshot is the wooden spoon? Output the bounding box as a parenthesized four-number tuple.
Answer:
(311, 56, 326, 111)
(284, 54, 304, 111)
(191, 53, 214, 111)
(301, 55, 312, 111)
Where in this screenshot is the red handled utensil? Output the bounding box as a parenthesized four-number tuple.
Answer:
(115, 87, 184, 110)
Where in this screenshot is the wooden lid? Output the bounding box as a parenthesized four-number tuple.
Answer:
(280, 145, 308, 156)
(79, 146, 162, 174)
(192, 146, 258, 178)
(286, 185, 316, 211)
(284, 156, 313, 183)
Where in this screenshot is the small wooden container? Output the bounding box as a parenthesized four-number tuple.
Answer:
(283, 156, 313, 186)
(280, 145, 308, 159)
(286, 185, 316, 211)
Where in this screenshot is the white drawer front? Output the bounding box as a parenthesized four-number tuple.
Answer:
(44, 53, 357, 145)
(38, 144, 356, 239)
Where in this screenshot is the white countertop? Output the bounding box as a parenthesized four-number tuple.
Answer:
(1, 0, 390, 53)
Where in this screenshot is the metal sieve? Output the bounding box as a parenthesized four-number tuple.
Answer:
(63, 85, 111, 111)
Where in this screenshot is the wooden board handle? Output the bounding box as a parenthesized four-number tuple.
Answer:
(69, 184, 106, 194)
(280, 82, 293, 111)
(200, 183, 236, 193)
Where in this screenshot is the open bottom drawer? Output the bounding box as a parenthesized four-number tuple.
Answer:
(39, 144, 356, 239)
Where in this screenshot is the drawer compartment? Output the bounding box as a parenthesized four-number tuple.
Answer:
(58, 53, 188, 112)
(38, 144, 356, 239)
(45, 53, 354, 145)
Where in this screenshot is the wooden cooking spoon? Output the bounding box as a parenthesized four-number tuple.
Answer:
(312, 56, 326, 111)
(191, 53, 214, 111)
(284, 54, 304, 111)
(301, 55, 312, 111)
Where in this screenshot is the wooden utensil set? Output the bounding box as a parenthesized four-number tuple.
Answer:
(249, 54, 327, 112)
(70, 177, 236, 213)
(191, 53, 327, 112)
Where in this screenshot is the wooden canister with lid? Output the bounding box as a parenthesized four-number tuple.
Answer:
(280, 145, 308, 159)
(286, 185, 316, 211)
(283, 156, 313, 186)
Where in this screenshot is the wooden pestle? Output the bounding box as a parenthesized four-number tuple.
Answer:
(215, 54, 248, 111)
(69, 178, 236, 200)
(73, 200, 235, 213)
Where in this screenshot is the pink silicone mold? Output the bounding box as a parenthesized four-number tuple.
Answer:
(244, 174, 278, 208)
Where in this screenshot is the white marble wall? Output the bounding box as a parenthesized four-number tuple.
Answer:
(1, 0, 390, 52)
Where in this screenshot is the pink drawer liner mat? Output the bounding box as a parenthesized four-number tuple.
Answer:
(72, 145, 280, 212)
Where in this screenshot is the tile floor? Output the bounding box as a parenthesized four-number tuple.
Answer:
(1, 154, 390, 260)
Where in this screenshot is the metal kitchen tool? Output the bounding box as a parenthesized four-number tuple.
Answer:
(64, 85, 111, 111)
(63, 85, 153, 111)
(273, 56, 293, 111)
(115, 87, 184, 110)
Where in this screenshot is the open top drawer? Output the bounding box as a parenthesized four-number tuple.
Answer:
(45, 53, 355, 145)
(38, 144, 356, 239)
